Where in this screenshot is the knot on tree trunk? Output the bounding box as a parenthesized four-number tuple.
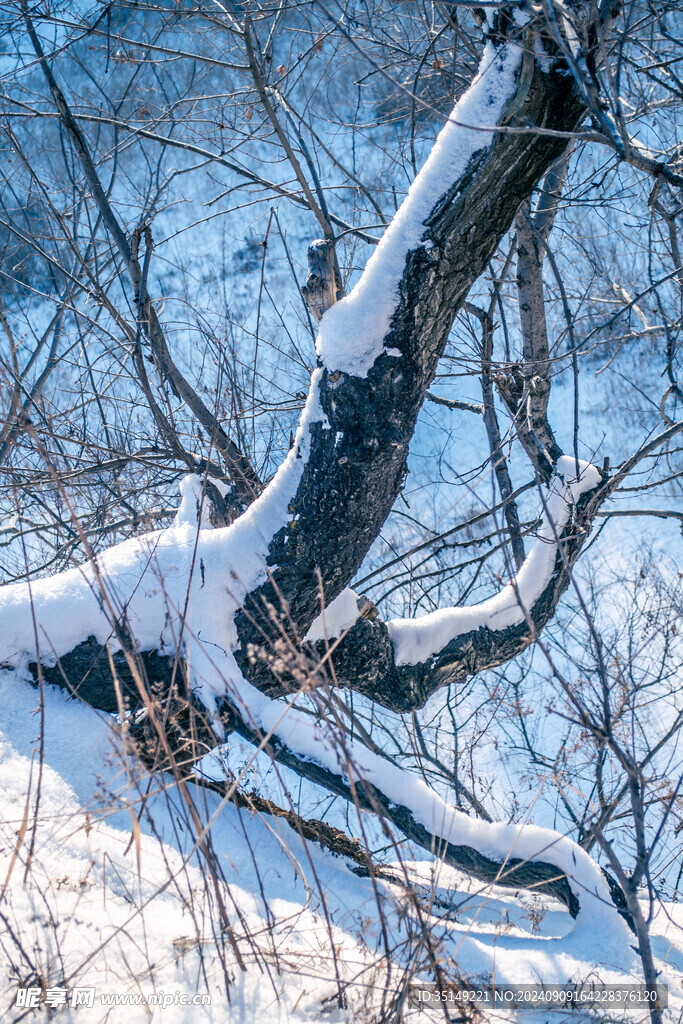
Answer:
(496, 363, 525, 415)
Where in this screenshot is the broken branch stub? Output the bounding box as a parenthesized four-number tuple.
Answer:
(301, 239, 342, 323)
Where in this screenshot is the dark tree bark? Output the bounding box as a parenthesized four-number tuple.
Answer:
(233, 19, 589, 688)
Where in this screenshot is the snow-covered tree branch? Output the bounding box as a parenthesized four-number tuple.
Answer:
(1, 1, 682, 1017)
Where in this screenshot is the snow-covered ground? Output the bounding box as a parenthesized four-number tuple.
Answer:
(1, 666, 682, 1023)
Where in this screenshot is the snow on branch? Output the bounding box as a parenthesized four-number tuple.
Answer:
(0, 371, 329, 692)
(386, 457, 601, 665)
(316, 36, 524, 378)
(213, 656, 635, 955)
(0, 1, 603, 750)
(0, 19, 530, 684)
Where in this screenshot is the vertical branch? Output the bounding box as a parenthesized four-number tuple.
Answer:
(532, 229, 581, 475)
(650, 186, 683, 420)
(532, 142, 573, 240)
(467, 302, 526, 570)
(508, 199, 562, 480)
(244, 16, 345, 318)
(243, 16, 334, 242)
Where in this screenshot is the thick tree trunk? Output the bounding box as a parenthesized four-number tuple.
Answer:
(233, 27, 588, 688)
